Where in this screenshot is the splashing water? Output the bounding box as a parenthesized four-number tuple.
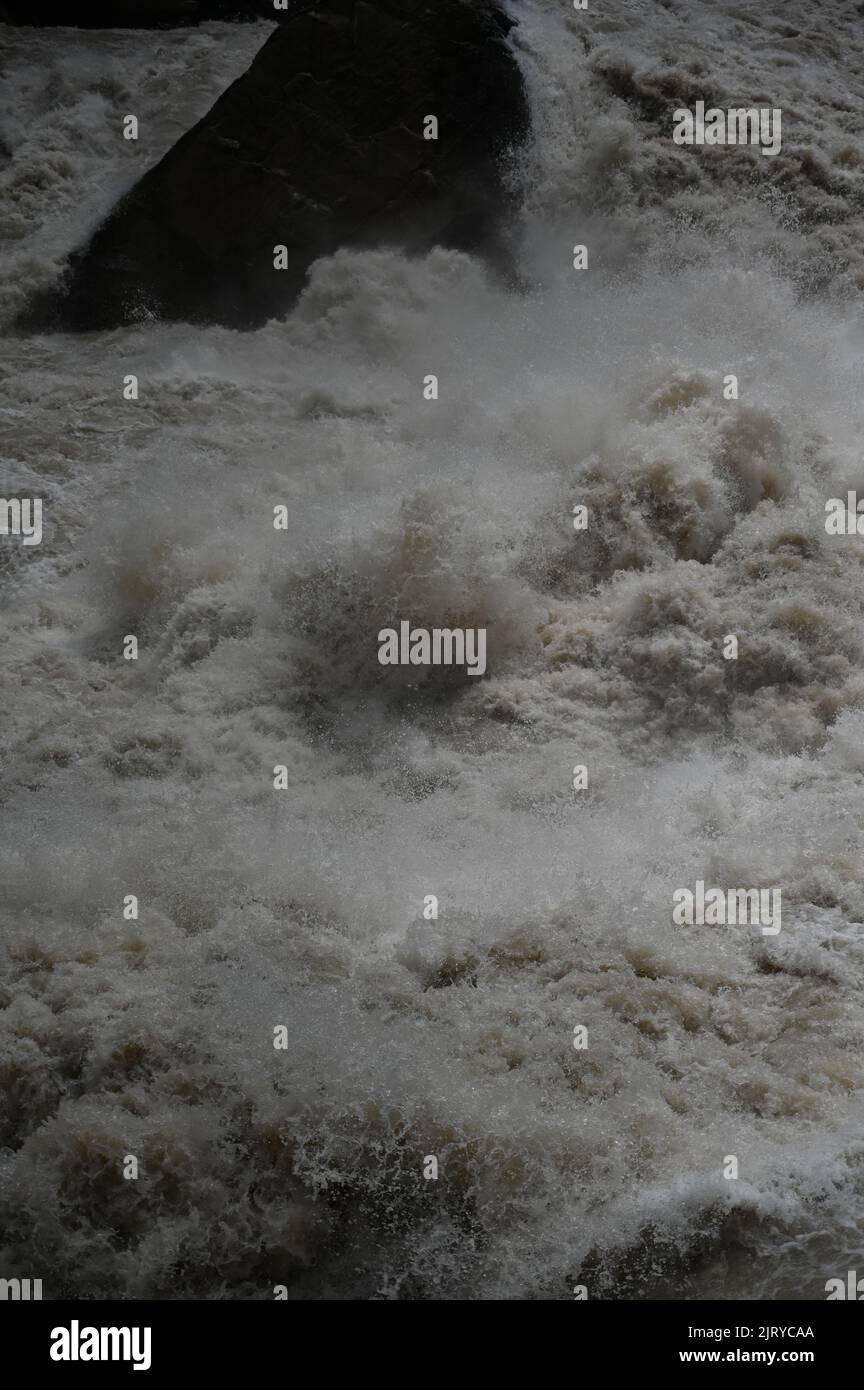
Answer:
(1, 1, 864, 1299)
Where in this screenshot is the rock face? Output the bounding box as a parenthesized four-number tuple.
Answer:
(19, 0, 529, 332)
(0, 2, 273, 24)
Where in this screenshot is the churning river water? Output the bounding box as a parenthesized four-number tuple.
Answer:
(2, 0, 864, 1298)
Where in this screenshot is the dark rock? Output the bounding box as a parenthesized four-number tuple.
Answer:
(0, 1, 275, 24)
(17, 0, 529, 332)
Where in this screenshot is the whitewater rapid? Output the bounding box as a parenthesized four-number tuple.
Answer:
(2, 1, 864, 1299)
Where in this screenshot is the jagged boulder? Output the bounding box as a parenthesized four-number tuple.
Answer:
(18, 0, 529, 331)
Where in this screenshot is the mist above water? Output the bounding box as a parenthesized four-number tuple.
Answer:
(1, 0, 864, 1299)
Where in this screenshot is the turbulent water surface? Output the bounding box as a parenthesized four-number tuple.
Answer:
(2, 1, 864, 1299)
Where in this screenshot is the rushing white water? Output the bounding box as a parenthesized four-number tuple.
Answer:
(2, 1, 864, 1299)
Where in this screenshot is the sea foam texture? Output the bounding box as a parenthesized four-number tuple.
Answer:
(1, 0, 864, 1300)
